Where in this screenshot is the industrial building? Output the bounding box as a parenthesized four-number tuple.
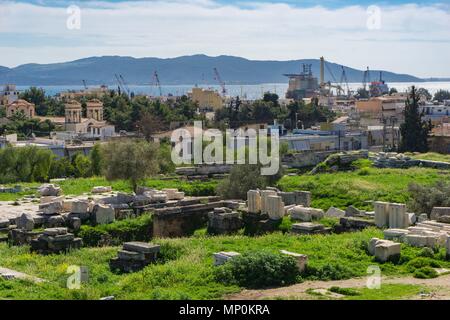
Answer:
(189, 87, 224, 111)
(284, 64, 319, 100)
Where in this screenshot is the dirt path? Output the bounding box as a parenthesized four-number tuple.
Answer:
(226, 274, 450, 300)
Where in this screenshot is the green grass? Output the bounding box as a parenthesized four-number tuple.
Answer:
(344, 284, 427, 300)
(278, 167, 448, 211)
(0, 228, 448, 300)
(0, 177, 218, 202)
(405, 152, 450, 163)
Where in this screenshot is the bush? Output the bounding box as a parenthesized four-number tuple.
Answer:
(306, 263, 355, 281)
(78, 214, 153, 247)
(215, 251, 299, 289)
(406, 257, 441, 273)
(408, 181, 450, 214)
(418, 247, 435, 259)
(413, 267, 438, 279)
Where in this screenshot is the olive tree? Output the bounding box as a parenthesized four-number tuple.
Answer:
(101, 140, 160, 191)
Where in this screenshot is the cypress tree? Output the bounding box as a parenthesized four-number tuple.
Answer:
(399, 86, 432, 152)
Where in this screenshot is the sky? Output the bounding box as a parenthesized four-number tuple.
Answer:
(0, 0, 449, 77)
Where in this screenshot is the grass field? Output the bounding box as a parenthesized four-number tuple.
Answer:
(0, 177, 218, 202)
(0, 228, 449, 300)
(405, 152, 450, 163)
(278, 167, 449, 211)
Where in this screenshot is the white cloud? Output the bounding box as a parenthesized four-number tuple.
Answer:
(0, 1, 449, 77)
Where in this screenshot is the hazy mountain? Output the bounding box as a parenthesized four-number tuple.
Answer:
(0, 54, 424, 86)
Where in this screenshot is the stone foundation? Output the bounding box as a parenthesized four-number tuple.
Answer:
(109, 242, 160, 273)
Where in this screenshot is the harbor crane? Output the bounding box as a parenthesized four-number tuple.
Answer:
(213, 67, 227, 96)
(152, 71, 163, 97)
(114, 74, 131, 98)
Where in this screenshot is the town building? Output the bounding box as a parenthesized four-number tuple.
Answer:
(0, 84, 19, 107)
(62, 99, 115, 140)
(356, 95, 407, 127)
(6, 99, 35, 118)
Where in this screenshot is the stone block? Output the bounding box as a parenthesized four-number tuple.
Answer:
(16, 213, 34, 231)
(38, 184, 61, 197)
(0, 220, 10, 229)
(247, 190, 261, 214)
(91, 186, 112, 194)
(123, 242, 161, 254)
(405, 234, 429, 247)
(162, 189, 185, 200)
(374, 201, 390, 228)
(45, 215, 66, 228)
(266, 195, 285, 220)
(39, 201, 63, 215)
(325, 207, 345, 218)
(437, 215, 450, 224)
(71, 200, 90, 214)
(417, 213, 430, 223)
(374, 242, 401, 262)
(389, 203, 409, 229)
(289, 206, 324, 222)
(291, 222, 326, 235)
(118, 250, 146, 261)
(67, 217, 81, 232)
(383, 228, 410, 240)
(431, 207, 450, 221)
(260, 190, 277, 214)
(43, 227, 68, 236)
(280, 250, 308, 273)
(213, 251, 240, 266)
(92, 204, 115, 225)
(345, 205, 363, 217)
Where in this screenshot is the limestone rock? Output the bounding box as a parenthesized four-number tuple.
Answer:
(38, 184, 61, 197)
(280, 250, 308, 273)
(91, 186, 112, 194)
(16, 213, 34, 231)
(213, 251, 240, 266)
(288, 206, 324, 222)
(325, 207, 345, 218)
(39, 201, 64, 215)
(92, 204, 115, 225)
(431, 207, 450, 221)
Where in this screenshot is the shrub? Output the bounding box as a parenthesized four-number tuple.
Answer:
(306, 263, 355, 281)
(413, 267, 438, 279)
(215, 251, 299, 289)
(408, 181, 450, 214)
(418, 247, 435, 259)
(78, 214, 153, 247)
(406, 257, 441, 273)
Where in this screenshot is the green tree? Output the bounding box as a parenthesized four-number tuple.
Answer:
(416, 88, 432, 101)
(89, 143, 103, 176)
(433, 90, 450, 102)
(101, 140, 160, 191)
(20, 87, 47, 115)
(399, 86, 432, 153)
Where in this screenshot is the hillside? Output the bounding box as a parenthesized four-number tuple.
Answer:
(0, 55, 423, 86)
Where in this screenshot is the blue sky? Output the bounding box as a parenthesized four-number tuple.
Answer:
(0, 0, 449, 77)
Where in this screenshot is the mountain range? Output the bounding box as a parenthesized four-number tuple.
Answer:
(0, 55, 432, 86)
